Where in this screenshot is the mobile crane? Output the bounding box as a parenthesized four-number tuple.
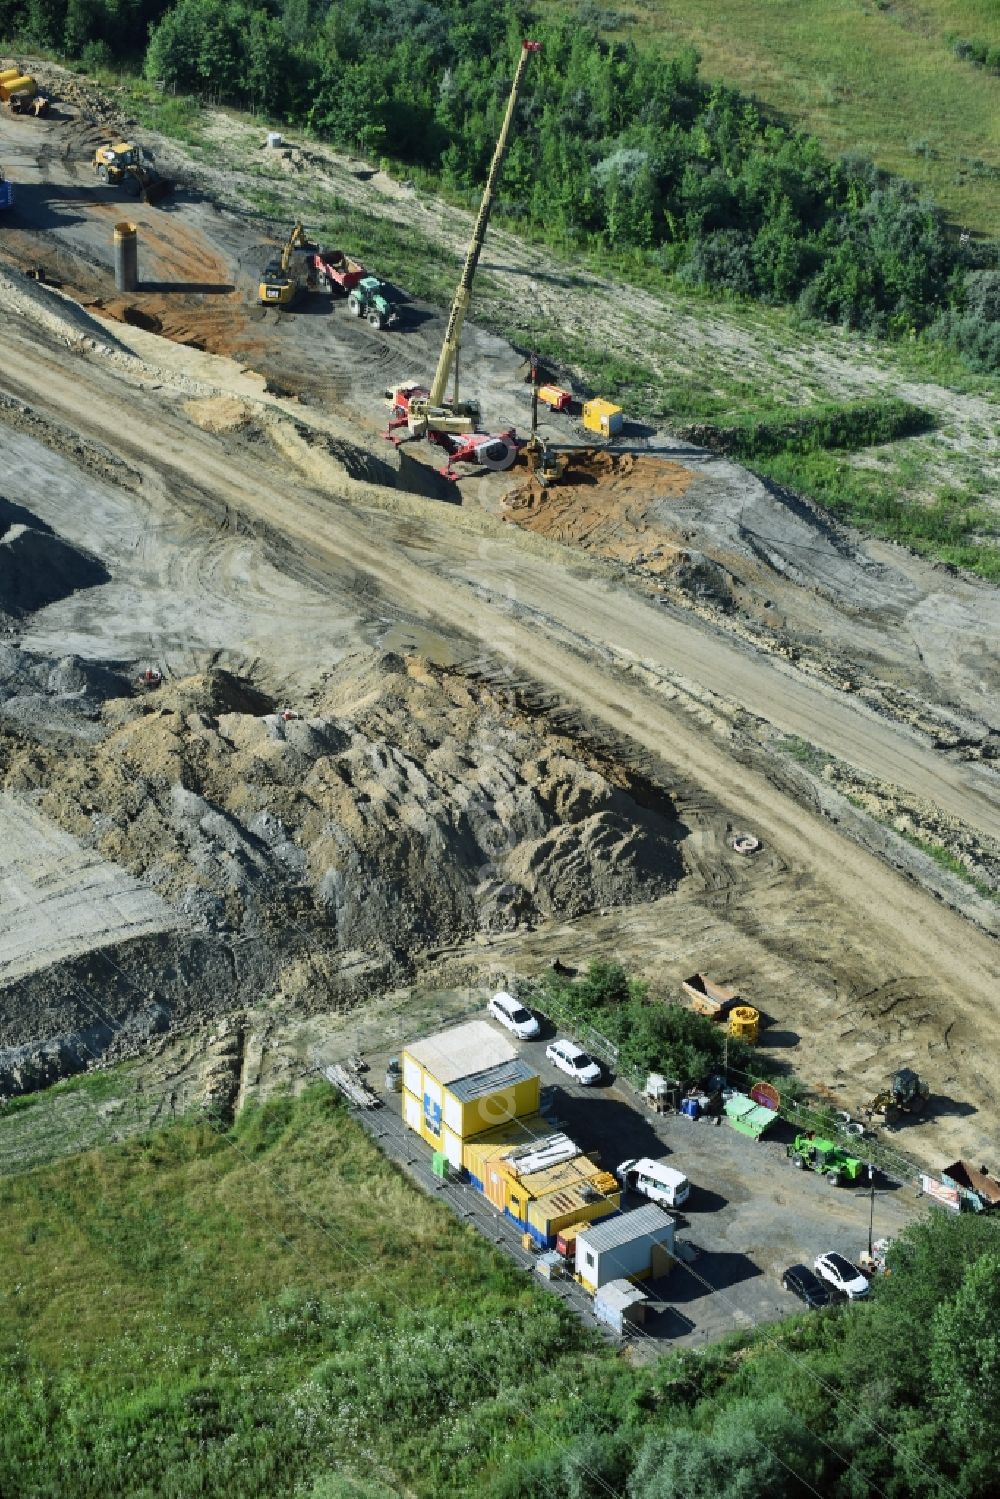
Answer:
(386, 39, 541, 479)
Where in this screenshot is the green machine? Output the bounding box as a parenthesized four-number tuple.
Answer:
(787, 1134, 865, 1186)
(347, 276, 400, 329)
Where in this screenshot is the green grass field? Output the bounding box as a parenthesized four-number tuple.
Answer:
(1, 1080, 996, 1496)
(552, 0, 1000, 238)
(0, 1086, 642, 1497)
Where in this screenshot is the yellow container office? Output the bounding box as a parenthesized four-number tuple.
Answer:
(401, 1020, 541, 1167)
(525, 1173, 620, 1245)
(464, 1117, 554, 1207)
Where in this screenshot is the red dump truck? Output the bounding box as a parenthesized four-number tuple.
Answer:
(311, 248, 366, 293)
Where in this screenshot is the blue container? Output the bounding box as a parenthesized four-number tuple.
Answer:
(681, 1097, 701, 1120)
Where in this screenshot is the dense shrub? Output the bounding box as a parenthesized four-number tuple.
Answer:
(677, 399, 935, 459)
(952, 36, 1000, 74)
(5, 0, 998, 352)
(534, 960, 756, 1083)
(932, 270, 1000, 371)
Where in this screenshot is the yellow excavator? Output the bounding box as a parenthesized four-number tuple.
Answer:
(386, 39, 541, 478)
(258, 222, 315, 307)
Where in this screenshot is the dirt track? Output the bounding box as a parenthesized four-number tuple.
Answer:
(3, 329, 995, 842)
(1, 78, 998, 1174)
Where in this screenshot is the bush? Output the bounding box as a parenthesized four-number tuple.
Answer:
(535, 961, 755, 1084)
(80, 39, 114, 70)
(677, 398, 935, 459)
(931, 269, 1000, 372)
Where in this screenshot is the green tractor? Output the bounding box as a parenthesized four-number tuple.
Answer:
(347, 276, 400, 330)
(787, 1134, 866, 1187)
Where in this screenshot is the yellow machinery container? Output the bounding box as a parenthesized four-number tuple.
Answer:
(0, 74, 36, 102)
(0, 69, 22, 84)
(462, 1118, 620, 1246)
(728, 1004, 760, 1045)
(582, 398, 623, 437)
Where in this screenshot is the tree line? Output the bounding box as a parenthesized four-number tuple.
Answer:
(4, 0, 998, 369)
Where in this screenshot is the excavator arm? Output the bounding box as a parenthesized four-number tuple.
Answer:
(426, 40, 541, 410)
(281, 222, 307, 273)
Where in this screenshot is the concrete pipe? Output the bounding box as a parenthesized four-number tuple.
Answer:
(113, 221, 138, 293)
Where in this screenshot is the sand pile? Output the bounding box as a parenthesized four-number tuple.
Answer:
(4, 652, 684, 962)
(503, 451, 698, 576)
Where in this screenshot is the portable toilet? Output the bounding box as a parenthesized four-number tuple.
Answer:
(594, 1278, 649, 1334)
(582, 398, 623, 437)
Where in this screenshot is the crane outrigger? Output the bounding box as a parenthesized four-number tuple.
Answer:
(386, 39, 541, 478)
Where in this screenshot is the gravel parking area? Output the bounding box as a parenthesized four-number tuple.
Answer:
(330, 1011, 923, 1354)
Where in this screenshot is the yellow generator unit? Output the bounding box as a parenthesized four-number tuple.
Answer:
(728, 1005, 760, 1045)
(0, 73, 36, 103)
(582, 398, 623, 437)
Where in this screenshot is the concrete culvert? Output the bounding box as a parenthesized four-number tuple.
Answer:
(113, 221, 137, 293)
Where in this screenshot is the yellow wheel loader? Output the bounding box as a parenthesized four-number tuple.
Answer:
(93, 142, 173, 204)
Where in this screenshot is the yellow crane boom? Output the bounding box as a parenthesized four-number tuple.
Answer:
(426, 39, 541, 411)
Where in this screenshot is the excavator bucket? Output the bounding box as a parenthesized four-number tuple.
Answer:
(142, 174, 174, 205)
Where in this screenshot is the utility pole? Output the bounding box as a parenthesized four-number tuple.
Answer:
(867, 1163, 876, 1257)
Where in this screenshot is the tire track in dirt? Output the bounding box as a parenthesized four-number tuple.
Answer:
(3, 319, 999, 1167)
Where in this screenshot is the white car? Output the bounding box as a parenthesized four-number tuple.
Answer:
(545, 1038, 602, 1086)
(814, 1251, 869, 1300)
(487, 991, 540, 1040)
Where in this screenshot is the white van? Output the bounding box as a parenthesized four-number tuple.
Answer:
(616, 1156, 690, 1208)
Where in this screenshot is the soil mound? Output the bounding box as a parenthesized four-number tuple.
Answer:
(504, 450, 699, 577)
(0, 645, 134, 743)
(0, 509, 110, 618)
(5, 653, 685, 966)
